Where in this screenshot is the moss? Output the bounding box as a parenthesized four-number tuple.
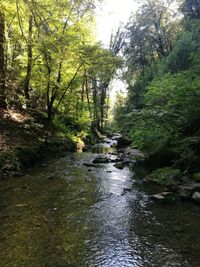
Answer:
(132, 154, 146, 162)
(114, 162, 125, 170)
(148, 167, 182, 186)
(192, 172, 200, 182)
(0, 151, 20, 171)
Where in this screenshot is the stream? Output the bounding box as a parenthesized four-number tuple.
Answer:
(0, 139, 199, 267)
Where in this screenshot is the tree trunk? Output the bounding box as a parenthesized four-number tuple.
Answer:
(0, 10, 7, 109)
(92, 79, 100, 131)
(46, 67, 52, 123)
(85, 76, 92, 119)
(105, 94, 110, 126)
(100, 84, 107, 131)
(24, 15, 33, 102)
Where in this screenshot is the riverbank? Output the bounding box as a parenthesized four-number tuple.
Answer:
(0, 108, 76, 177)
(89, 136, 200, 206)
(116, 143, 200, 205)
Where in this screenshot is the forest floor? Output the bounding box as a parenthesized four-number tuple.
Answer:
(0, 108, 47, 151)
(0, 108, 75, 176)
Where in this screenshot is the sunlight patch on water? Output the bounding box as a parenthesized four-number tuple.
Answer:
(0, 145, 199, 266)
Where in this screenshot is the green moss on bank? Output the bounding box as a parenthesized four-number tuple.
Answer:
(0, 138, 76, 176)
(148, 167, 182, 186)
(192, 172, 200, 182)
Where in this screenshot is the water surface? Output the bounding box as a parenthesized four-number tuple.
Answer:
(0, 147, 199, 267)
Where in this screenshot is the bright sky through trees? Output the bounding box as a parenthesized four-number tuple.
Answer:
(95, 0, 139, 102)
(96, 0, 138, 46)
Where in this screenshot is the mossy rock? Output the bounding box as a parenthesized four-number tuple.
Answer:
(116, 136, 132, 148)
(132, 154, 146, 163)
(114, 162, 125, 170)
(151, 192, 177, 205)
(192, 172, 200, 182)
(148, 167, 182, 186)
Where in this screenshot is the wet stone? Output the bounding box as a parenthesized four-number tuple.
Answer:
(151, 193, 165, 201)
(179, 183, 200, 199)
(92, 156, 110, 164)
(48, 175, 55, 180)
(40, 163, 47, 167)
(83, 163, 97, 167)
(12, 171, 25, 177)
(192, 191, 200, 204)
(173, 226, 184, 233)
(163, 261, 182, 267)
(123, 188, 132, 193)
(114, 162, 125, 170)
(22, 185, 27, 189)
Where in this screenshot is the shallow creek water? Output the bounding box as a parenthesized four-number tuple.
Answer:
(0, 142, 199, 267)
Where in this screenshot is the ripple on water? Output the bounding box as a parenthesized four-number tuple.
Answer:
(0, 147, 199, 267)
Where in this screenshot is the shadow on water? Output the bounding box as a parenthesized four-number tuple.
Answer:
(0, 140, 199, 266)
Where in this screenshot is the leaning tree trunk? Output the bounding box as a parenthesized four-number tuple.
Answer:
(0, 9, 7, 109)
(24, 15, 33, 103)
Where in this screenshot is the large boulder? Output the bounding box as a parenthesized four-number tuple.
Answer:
(114, 162, 125, 170)
(116, 136, 132, 148)
(192, 172, 200, 182)
(179, 183, 200, 199)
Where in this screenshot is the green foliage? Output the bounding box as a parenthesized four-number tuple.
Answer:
(146, 70, 200, 123)
(125, 69, 200, 167)
(53, 118, 68, 134)
(131, 123, 169, 154)
(166, 32, 194, 73)
(148, 167, 182, 186)
(54, 115, 90, 135)
(1, 0, 120, 145)
(181, 0, 200, 19)
(192, 172, 200, 182)
(115, 1, 200, 177)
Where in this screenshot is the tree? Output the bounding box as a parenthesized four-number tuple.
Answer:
(80, 44, 121, 131)
(0, 7, 6, 108)
(181, 0, 200, 19)
(113, 0, 200, 172)
(124, 0, 179, 74)
(23, 15, 33, 102)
